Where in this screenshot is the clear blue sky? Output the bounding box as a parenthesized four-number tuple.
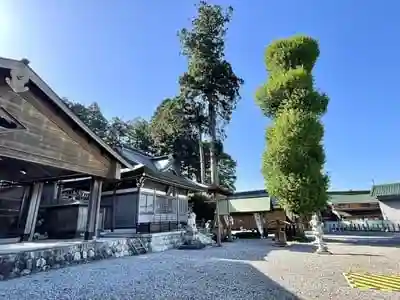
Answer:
(1, 1, 399, 192)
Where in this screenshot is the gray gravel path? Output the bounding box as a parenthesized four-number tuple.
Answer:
(0, 239, 399, 300)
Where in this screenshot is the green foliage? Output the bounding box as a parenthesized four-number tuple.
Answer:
(178, 1, 243, 132)
(256, 35, 330, 216)
(125, 118, 155, 155)
(150, 97, 186, 140)
(178, 1, 242, 188)
(105, 117, 130, 149)
(149, 97, 199, 176)
(63, 99, 109, 140)
(265, 36, 320, 74)
(62, 98, 156, 154)
(255, 36, 328, 118)
(216, 151, 237, 192)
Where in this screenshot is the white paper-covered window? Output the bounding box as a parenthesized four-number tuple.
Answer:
(179, 198, 188, 214)
(139, 193, 154, 213)
(155, 195, 168, 213)
(172, 197, 178, 213)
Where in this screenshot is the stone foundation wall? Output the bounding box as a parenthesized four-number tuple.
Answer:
(135, 230, 184, 252)
(0, 231, 185, 281)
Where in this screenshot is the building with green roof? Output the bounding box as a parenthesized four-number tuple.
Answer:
(218, 189, 382, 222)
(370, 182, 400, 222)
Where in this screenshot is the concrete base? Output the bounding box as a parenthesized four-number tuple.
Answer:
(316, 247, 332, 255)
(0, 231, 185, 281)
(0, 237, 21, 245)
(178, 240, 206, 250)
(273, 241, 288, 247)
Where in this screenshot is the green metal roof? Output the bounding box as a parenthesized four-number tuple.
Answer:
(217, 196, 271, 215)
(216, 190, 377, 215)
(328, 191, 378, 204)
(371, 183, 400, 198)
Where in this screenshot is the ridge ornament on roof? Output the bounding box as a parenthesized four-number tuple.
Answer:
(6, 58, 30, 93)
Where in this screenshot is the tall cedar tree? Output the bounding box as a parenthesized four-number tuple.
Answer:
(255, 36, 329, 217)
(150, 97, 237, 190)
(178, 1, 243, 186)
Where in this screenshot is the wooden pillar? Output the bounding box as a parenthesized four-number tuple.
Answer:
(56, 182, 63, 203)
(22, 182, 44, 241)
(16, 185, 31, 232)
(214, 192, 222, 246)
(227, 197, 233, 241)
(84, 177, 103, 240)
(136, 176, 145, 230)
(111, 182, 118, 232)
(176, 196, 179, 227)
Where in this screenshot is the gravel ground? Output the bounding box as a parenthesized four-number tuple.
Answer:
(0, 239, 399, 300)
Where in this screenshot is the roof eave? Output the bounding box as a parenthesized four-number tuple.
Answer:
(143, 172, 207, 192)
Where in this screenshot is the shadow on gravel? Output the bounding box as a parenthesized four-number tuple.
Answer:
(210, 256, 302, 300)
(324, 236, 400, 248)
(331, 253, 384, 257)
(283, 243, 385, 256)
(283, 243, 315, 253)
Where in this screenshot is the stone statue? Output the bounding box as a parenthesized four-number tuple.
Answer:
(229, 216, 234, 226)
(6, 59, 31, 93)
(205, 220, 211, 233)
(187, 211, 198, 235)
(179, 210, 210, 249)
(310, 214, 330, 254)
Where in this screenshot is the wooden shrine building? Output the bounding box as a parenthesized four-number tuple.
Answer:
(57, 147, 216, 237)
(0, 57, 132, 243)
(217, 189, 286, 232)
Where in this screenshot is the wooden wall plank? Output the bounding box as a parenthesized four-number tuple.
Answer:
(0, 85, 113, 178)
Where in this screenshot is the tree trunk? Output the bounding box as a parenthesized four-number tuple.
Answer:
(198, 126, 206, 184)
(294, 215, 308, 242)
(208, 102, 218, 186)
(208, 101, 221, 246)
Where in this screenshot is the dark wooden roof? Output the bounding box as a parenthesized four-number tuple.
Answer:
(119, 147, 208, 192)
(118, 147, 232, 195)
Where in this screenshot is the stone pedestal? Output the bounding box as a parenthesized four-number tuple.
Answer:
(179, 211, 207, 250)
(316, 244, 331, 254)
(274, 230, 287, 247)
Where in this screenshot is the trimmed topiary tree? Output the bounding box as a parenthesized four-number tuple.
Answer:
(255, 35, 330, 224)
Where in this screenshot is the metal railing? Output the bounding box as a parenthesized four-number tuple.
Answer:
(0, 180, 17, 190)
(324, 220, 400, 232)
(60, 188, 90, 202)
